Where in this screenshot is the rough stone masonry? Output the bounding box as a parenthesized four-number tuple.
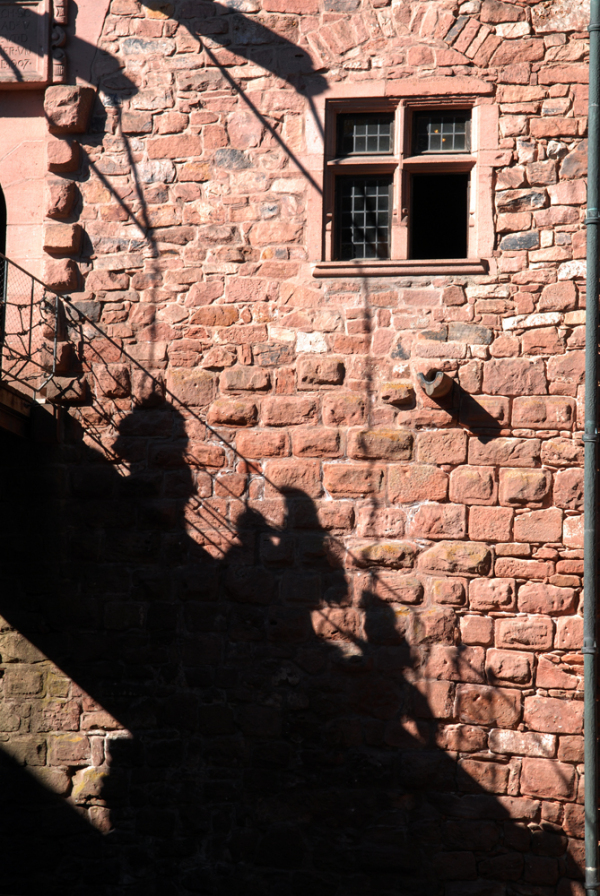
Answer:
(0, 0, 592, 894)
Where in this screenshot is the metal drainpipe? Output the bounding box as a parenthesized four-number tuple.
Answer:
(585, 2, 600, 894)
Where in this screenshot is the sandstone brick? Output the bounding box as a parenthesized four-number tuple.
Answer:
(44, 86, 95, 134)
(348, 429, 412, 461)
(496, 616, 554, 651)
(43, 222, 82, 255)
(486, 648, 533, 685)
(292, 427, 340, 457)
(449, 465, 497, 505)
(44, 258, 79, 292)
(524, 696, 583, 734)
(323, 464, 384, 497)
(355, 541, 417, 570)
(47, 137, 80, 173)
(264, 459, 322, 498)
(499, 469, 551, 505)
(469, 506, 513, 542)
(489, 728, 555, 758)
(416, 430, 467, 464)
(297, 356, 344, 388)
(495, 557, 554, 579)
(460, 615, 494, 646)
(537, 655, 581, 690)
(388, 464, 448, 503)
(207, 398, 257, 426)
(409, 503, 467, 540)
(235, 430, 289, 458)
(48, 734, 90, 765)
(458, 758, 510, 794)
(513, 508, 563, 543)
(261, 397, 317, 426)
(367, 573, 423, 604)
(166, 369, 215, 407)
(521, 758, 577, 800)
(413, 679, 455, 720)
(512, 396, 576, 430)
(412, 607, 457, 646)
(423, 645, 485, 683)
(547, 352, 585, 387)
(558, 736, 584, 763)
(428, 577, 466, 606)
(556, 615, 583, 650)
(322, 393, 365, 425)
(470, 577, 516, 612)
(539, 281, 577, 312)
(456, 684, 522, 727)
(418, 541, 492, 577)
(542, 437, 584, 467)
(221, 367, 270, 392)
(564, 514, 584, 549)
(46, 180, 77, 220)
(482, 358, 547, 396)
(468, 437, 541, 467)
(436, 724, 487, 752)
(517, 583, 577, 616)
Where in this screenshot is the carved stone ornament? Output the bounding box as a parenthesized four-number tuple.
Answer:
(0, 0, 50, 86)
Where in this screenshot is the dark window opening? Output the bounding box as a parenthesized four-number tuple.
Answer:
(336, 175, 392, 261)
(410, 173, 469, 259)
(337, 113, 394, 156)
(413, 111, 470, 155)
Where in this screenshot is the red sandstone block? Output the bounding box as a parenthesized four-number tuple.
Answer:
(208, 398, 257, 426)
(47, 137, 79, 173)
(547, 352, 585, 388)
(147, 135, 203, 159)
(236, 430, 289, 458)
(44, 86, 95, 134)
(460, 615, 494, 646)
(48, 734, 90, 765)
(513, 508, 563, 543)
(261, 397, 318, 426)
(517, 583, 577, 616)
(418, 541, 492, 577)
(559, 736, 584, 763)
(556, 615, 583, 650)
(86, 271, 129, 292)
(323, 464, 384, 498)
(427, 577, 466, 606)
(543, 438, 584, 468)
(456, 684, 522, 727)
(486, 648, 533, 685)
(524, 696, 583, 734)
(468, 506, 513, 542)
(512, 396, 576, 430)
(416, 429, 467, 464)
(521, 757, 576, 800)
(482, 358, 547, 395)
(409, 503, 466, 540)
(292, 427, 340, 457)
(413, 679, 455, 720)
(496, 616, 554, 651)
(536, 655, 580, 690)
(495, 557, 554, 579)
(348, 429, 413, 461)
(264, 459, 322, 498)
(423, 645, 485, 683)
(499, 468, 551, 505)
(531, 118, 580, 138)
(468, 437, 541, 467)
(538, 64, 589, 84)
(521, 327, 564, 356)
(564, 515, 584, 549)
(221, 367, 270, 392)
(388, 464, 448, 503)
(191, 307, 238, 327)
(435, 724, 487, 752)
(166, 369, 215, 408)
(458, 758, 509, 794)
(449, 465, 497, 505)
(322, 393, 365, 425)
(489, 728, 555, 758)
(297, 356, 344, 388)
(548, 180, 587, 206)
(412, 607, 457, 646)
(563, 803, 585, 839)
(539, 281, 577, 312)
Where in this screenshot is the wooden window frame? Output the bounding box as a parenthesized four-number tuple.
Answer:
(303, 79, 499, 278)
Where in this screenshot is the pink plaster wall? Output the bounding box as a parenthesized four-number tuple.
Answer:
(0, 92, 46, 277)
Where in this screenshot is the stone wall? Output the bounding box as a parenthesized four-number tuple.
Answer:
(0, 0, 590, 893)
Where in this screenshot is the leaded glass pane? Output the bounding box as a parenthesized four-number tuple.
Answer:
(337, 113, 394, 156)
(414, 111, 470, 154)
(336, 176, 392, 260)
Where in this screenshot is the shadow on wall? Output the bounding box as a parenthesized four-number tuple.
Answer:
(0, 401, 580, 896)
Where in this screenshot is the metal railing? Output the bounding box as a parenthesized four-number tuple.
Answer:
(0, 253, 59, 398)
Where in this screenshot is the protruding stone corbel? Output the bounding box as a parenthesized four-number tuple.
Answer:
(417, 368, 453, 399)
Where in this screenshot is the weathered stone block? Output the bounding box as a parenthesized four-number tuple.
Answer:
(349, 430, 413, 461)
(496, 616, 554, 651)
(499, 469, 551, 505)
(44, 258, 79, 292)
(264, 459, 322, 498)
(482, 358, 547, 395)
(416, 429, 467, 464)
(513, 508, 563, 544)
(456, 684, 522, 727)
(470, 578, 516, 611)
(512, 396, 575, 430)
(207, 398, 257, 426)
(44, 86, 96, 134)
(388, 464, 448, 503)
(520, 757, 576, 800)
(418, 541, 492, 577)
(524, 696, 583, 734)
(221, 366, 270, 392)
(449, 466, 497, 505)
(297, 356, 344, 387)
(517, 583, 577, 616)
(469, 437, 541, 467)
(323, 464, 383, 497)
(486, 648, 533, 685)
(166, 369, 215, 407)
(46, 180, 77, 219)
(469, 506, 513, 542)
(46, 137, 80, 172)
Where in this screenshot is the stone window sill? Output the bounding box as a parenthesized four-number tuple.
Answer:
(311, 258, 488, 278)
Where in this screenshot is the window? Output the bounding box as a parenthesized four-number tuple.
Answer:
(304, 81, 497, 278)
